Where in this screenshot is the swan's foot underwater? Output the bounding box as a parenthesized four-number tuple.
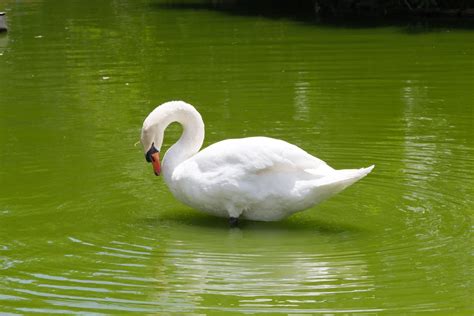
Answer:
(229, 217, 239, 228)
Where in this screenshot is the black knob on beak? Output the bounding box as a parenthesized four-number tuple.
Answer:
(145, 143, 159, 163)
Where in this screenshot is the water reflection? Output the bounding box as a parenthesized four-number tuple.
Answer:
(401, 78, 439, 214)
(0, 31, 7, 58)
(400, 78, 467, 219)
(293, 71, 311, 121)
(1, 220, 379, 314)
(0, 198, 471, 314)
(150, 224, 373, 313)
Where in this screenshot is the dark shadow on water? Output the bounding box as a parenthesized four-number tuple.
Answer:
(140, 207, 364, 234)
(150, 1, 474, 33)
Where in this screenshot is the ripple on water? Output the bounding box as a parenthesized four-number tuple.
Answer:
(0, 197, 472, 314)
(0, 235, 161, 313)
(0, 224, 372, 313)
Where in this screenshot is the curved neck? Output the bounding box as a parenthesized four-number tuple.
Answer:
(162, 114, 204, 182)
(144, 102, 205, 183)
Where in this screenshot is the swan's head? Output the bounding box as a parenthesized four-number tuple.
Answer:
(141, 100, 204, 177)
(141, 120, 164, 176)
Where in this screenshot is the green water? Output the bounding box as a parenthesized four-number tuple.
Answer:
(0, 0, 473, 314)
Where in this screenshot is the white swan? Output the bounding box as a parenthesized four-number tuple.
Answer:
(141, 101, 373, 224)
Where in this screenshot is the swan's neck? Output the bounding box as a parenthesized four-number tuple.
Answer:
(162, 114, 204, 182)
(145, 102, 205, 184)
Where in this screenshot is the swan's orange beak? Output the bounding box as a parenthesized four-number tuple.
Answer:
(151, 152, 161, 176)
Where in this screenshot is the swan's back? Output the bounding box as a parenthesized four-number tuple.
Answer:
(195, 137, 327, 174)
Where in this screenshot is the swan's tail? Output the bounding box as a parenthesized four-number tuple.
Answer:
(303, 165, 374, 205)
(323, 165, 374, 188)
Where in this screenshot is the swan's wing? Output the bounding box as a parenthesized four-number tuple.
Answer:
(184, 136, 332, 179)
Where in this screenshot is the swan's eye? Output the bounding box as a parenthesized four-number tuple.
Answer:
(145, 143, 159, 163)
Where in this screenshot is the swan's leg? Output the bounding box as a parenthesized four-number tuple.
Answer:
(226, 205, 242, 228)
(229, 217, 239, 227)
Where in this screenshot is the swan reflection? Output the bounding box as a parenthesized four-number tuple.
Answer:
(148, 222, 373, 313)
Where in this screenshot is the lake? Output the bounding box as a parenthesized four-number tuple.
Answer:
(0, 0, 472, 314)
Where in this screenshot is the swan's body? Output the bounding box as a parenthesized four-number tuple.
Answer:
(141, 101, 373, 222)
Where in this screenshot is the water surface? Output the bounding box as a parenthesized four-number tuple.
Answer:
(0, 0, 473, 314)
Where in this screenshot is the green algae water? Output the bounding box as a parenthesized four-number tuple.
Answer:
(0, 0, 473, 314)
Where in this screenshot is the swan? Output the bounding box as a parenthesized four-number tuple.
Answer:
(141, 101, 374, 225)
